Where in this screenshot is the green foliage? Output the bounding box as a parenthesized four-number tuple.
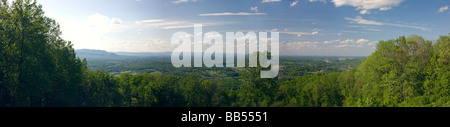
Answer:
(0, 0, 84, 106)
(238, 67, 278, 107)
(271, 34, 450, 107)
(0, 0, 449, 107)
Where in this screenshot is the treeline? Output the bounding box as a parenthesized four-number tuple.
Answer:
(1, 0, 449, 107)
(275, 35, 450, 107)
(78, 35, 450, 107)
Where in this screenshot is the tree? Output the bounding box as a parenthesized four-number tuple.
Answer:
(0, 0, 84, 106)
(237, 52, 279, 107)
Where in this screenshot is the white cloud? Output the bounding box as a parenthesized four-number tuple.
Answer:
(134, 19, 225, 29)
(359, 9, 370, 14)
(356, 38, 369, 44)
(198, 12, 266, 16)
(438, 5, 449, 13)
(285, 41, 320, 50)
(83, 13, 124, 34)
(51, 13, 231, 51)
(364, 28, 382, 31)
(172, 0, 198, 4)
(325, 38, 371, 48)
(108, 38, 174, 52)
(111, 18, 122, 24)
(46, 12, 239, 52)
(47, 13, 125, 50)
(262, 0, 281, 3)
(251, 6, 259, 12)
(338, 38, 369, 44)
(290, 0, 299, 7)
(172, 0, 188, 4)
(160, 25, 195, 29)
(388, 23, 429, 31)
(345, 16, 383, 25)
(281, 38, 373, 55)
(330, 0, 404, 14)
(280, 28, 319, 37)
(348, 25, 383, 31)
(333, 44, 362, 48)
(323, 39, 341, 44)
(138, 21, 181, 28)
(133, 18, 239, 30)
(345, 16, 430, 31)
(340, 39, 354, 44)
(334, 44, 350, 48)
(309, 0, 327, 3)
(368, 41, 378, 46)
(311, 28, 319, 35)
(135, 19, 165, 24)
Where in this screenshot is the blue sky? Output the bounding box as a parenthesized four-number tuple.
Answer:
(36, 0, 450, 56)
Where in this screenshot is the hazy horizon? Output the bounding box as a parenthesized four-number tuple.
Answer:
(76, 48, 370, 57)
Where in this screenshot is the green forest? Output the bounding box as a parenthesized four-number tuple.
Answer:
(1, 0, 449, 107)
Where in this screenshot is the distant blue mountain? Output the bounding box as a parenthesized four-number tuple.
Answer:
(113, 52, 172, 57)
(75, 49, 119, 59)
(76, 49, 174, 60)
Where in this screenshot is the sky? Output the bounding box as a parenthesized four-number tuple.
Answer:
(33, 0, 450, 56)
